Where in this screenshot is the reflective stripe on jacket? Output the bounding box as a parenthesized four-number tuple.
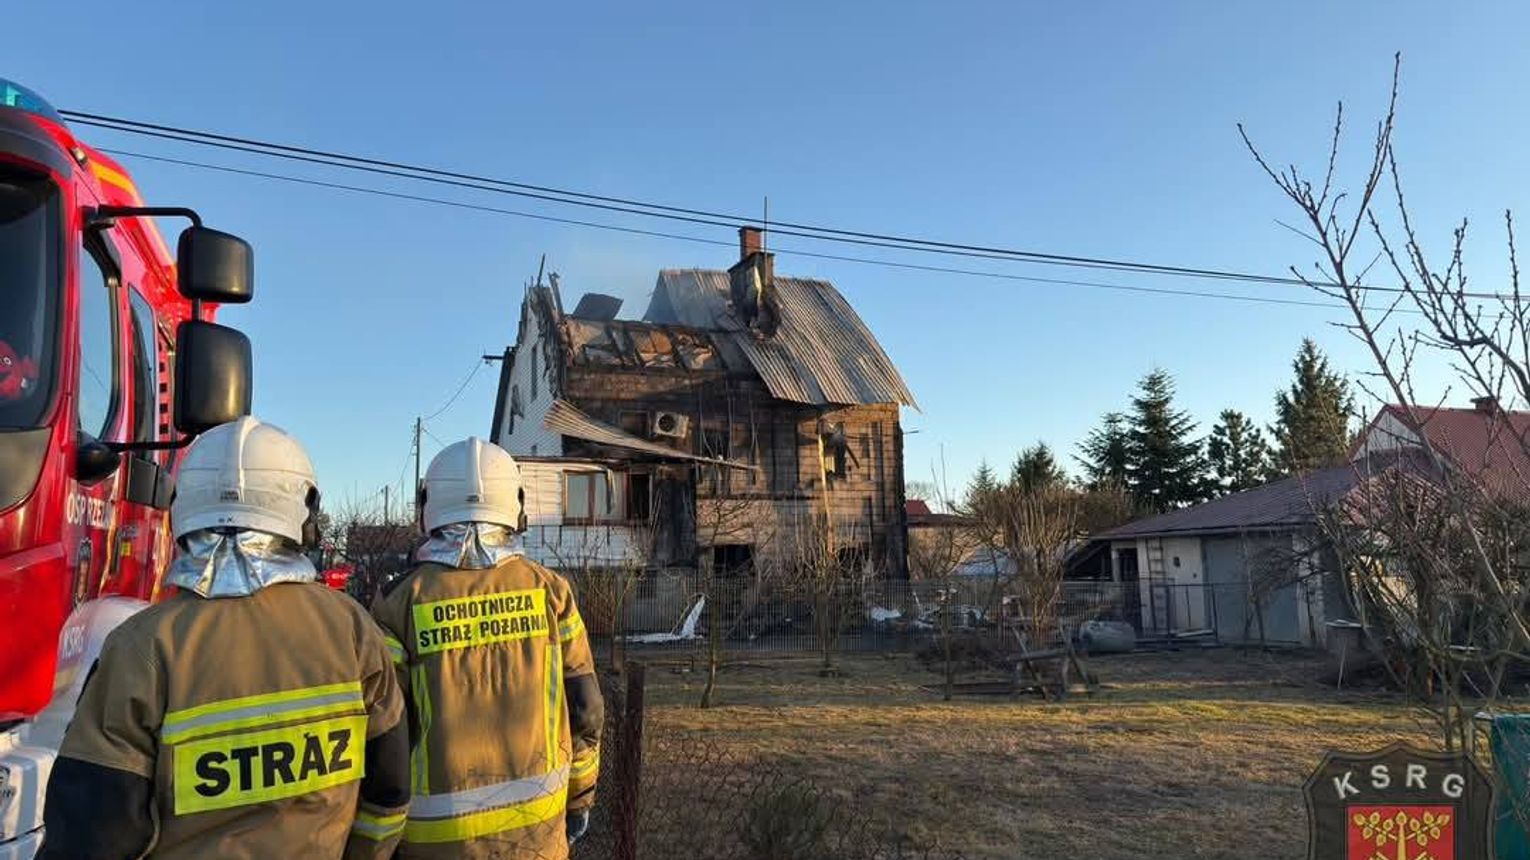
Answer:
(55, 582, 406, 860)
(373, 556, 601, 860)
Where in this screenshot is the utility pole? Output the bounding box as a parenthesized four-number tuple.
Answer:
(382, 485, 390, 524)
(413, 416, 423, 525)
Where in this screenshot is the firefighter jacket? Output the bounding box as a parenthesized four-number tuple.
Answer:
(372, 556, 603, 860)
(40, 582, 411, 860)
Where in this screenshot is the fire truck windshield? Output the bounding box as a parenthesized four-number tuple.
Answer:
(0, 170, 60, 429)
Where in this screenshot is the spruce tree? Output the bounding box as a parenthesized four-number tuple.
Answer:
(1207, 409, 1271, 494)
(1126, 369, 1208, 511)
(1271, 339, 1353, 474)
(1076, 413, 1131, 489)
(963, 460, 1001, 511)
(1011, 442, 1067, 492)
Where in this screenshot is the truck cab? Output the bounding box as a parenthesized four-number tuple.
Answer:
(0, 79, 255, 858)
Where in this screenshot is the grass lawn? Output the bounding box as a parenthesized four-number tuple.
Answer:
(626, 647, 1430, 859)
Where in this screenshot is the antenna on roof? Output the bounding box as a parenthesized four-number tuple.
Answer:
(763, 195, 769, 252)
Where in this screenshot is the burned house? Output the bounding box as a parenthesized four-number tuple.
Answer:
(488, 228, 916, 580)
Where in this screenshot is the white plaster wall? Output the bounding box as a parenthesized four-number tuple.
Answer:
(498, 299, 561, 456)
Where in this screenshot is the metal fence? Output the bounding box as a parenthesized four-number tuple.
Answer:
(564, 571, 1312, 658)
(571, 664, 964, 860)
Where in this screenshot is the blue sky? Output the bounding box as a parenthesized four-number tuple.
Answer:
(10, 1, 1530, 509)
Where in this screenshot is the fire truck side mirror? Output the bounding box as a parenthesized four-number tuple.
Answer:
(177, 226, 253, 305)
(174, 320, 253, 435)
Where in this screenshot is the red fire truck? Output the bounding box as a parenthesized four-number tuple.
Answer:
(0, 79, 255, 858)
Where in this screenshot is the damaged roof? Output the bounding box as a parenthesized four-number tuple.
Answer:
(643, 269, 917, 408)
(562, 317, 752, 373)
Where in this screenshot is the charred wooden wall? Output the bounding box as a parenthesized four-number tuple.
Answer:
(559, 366, 908, 578)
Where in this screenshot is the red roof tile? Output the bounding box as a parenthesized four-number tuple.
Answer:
(1371, 404, 1530, 496)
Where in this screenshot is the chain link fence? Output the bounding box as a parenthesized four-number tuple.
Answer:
(566, 570, 1308, 661)
(572, 665, 964, 860)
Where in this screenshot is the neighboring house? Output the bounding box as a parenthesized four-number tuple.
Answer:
(1085, 462, 1365, 646)
(1075, 397, 1530, 647)
(1352, 397, 1530, 497)
(490, 227, 916, 580)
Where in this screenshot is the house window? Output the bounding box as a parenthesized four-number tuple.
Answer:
(619, 410, 649, 437)
(698, 420, 728, 495)
(700, 420, 727, 457)
(627, 472, 652, 522)
(713, 544, 754, 577)
(821, 423, 850, 480)
(564, 471, 622, 523)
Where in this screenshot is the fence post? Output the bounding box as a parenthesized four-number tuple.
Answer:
(614, 660, 646, 860)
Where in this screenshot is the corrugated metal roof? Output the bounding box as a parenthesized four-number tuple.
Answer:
(644, 269, 917, 408)
(543, 400, 756, 470)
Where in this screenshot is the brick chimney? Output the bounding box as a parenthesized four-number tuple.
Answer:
(739, 225, 764, 261)
(1473, 395, 1500, 415)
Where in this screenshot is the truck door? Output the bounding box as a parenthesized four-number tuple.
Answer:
(114, 286, 171, 599)
(68, 222, 127, 605)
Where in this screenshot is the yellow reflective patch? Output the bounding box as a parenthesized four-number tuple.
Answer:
(164, 681, 362, 730)
(403, 786, 567, 843)
(172, 714, 367, 814)
(411, 663, 432, 795)
(383, 635, 406, 665)
(570, 750, 599, 779)
(354, 808, 408, 840)
(412, 589, 549, 655)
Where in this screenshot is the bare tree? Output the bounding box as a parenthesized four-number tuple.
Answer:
(693, 465, 778, 708)
(320, 496, 418, 605)
(906, 465, 979, 700)
(983, 483, 1083, 651)
(547, 512, 653, 673)
(1242, 53, 1530, 760)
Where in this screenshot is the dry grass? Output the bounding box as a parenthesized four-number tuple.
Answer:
(630, 648, 1429, 859)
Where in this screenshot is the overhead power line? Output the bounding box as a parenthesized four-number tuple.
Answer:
(422, 358, 487, 422)
(102, 147, 1354, 311)
(63, 108, 1444, 296)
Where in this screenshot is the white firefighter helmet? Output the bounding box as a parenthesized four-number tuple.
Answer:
(171, 416, 319, 544)
(420, 437, 523, 533)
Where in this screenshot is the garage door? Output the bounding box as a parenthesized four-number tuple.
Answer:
(1202, 535, 1302, 644)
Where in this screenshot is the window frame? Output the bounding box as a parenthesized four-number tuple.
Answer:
(618, 410, 649, 437)
(562, 470, 624, 524)
(127, 287, 158, 444)
(75, 229, 123, 441)
(0, 170, 64, 431)
(626, 471, 652, 523)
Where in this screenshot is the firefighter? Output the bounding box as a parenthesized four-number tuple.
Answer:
(372, 437, 603, 859)
(38, 417, 411, 860)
